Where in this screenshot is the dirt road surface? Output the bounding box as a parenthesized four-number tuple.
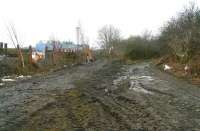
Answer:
(0, 60, 200, 131)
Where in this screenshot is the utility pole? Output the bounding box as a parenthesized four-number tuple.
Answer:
(0, 42, 3, 55)
(4, 43, 7, 57)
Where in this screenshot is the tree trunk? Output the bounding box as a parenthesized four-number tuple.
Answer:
(17, 44, 25, 68)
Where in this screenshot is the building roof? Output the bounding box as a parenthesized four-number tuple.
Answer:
(35, 41, 79, 52)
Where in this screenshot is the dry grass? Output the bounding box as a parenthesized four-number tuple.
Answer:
(154, 55, 200, 84)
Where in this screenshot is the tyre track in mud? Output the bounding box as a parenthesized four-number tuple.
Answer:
(124, 63, 200, 130)
(0, 60, 107, 131)
(20, 60, 167, 131)
(72, 61, 200, 130)
(2, 60, 200, 130)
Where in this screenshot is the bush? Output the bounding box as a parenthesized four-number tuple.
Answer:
(159, 2, 200, 63)
(114, 36, 168, 60)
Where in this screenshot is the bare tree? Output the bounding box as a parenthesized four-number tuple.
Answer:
(160, 2, 200, 62)
(142, 30, 153, 41)
(6, 22, 25, 67)
(98, 25, 121, 51)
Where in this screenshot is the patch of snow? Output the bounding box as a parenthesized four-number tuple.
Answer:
(0, 55, 5, 61)
(2, 76, 11, 79)
(138, 76, 154, 81)
(129, 80, 153, 94)
(131, 86, 153, 94)
(112, 66, 154, 95)
(16, 75, 32, 79)
(129, 81, 136, 89)
(164, 64, 172, 71)
(1, 78, 15, 82)
(130, 76, 135, 80)
(130, 75, 154, 81)
(32, 52, 45, 62)
(1, 75, 31, 82)
(184, 65, 189, 71)
(0, 83, 5, 86)
(27, 75, 32, 78)
(113, 75, 128, 85)
(105, 88, 108, 93)
(16, 75, 24, 79)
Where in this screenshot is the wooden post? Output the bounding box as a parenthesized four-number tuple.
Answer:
(29, 45, 32, 65)
(52, 44, 55, 65)
(45, 46, 48, 64)
(0, 42, 3, 55)
(17, 44, 24, 67)
(4, 43, 7, 57)
(17, 44, 22, 66)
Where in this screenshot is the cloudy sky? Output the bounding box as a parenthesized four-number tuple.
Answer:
(0, 0, 199, 47)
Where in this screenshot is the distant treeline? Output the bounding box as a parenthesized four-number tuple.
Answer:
(98, 2, 200, 63)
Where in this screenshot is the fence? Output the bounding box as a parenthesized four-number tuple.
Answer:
(43, 47, 78, 66)
(0, 42, 8, 56)
(0, 44, 84, 68)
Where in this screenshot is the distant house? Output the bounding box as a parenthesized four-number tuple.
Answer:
(35, 41, 46, 52)
(60, 41, 79, 52)
(35, 41, 79, 53)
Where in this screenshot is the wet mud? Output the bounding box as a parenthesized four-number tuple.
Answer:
(0, 60, 200, 131)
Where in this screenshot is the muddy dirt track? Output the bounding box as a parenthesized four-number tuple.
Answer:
(0, 60, 200, 131)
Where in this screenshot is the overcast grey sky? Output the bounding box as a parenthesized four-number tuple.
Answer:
(0, 0, 199, 47)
